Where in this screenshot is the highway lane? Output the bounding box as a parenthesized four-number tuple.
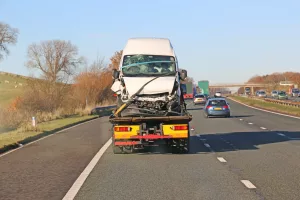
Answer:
(0, 117, 112, 200)
(74, 100, 300, 200)
(191, 99, 300, 200)
(227, 98, 300, 133)
(289, 96, 300, 102)
(74, 123, 260, 200)
(264, 96, 300, 102)
(70, 102, 259, 199)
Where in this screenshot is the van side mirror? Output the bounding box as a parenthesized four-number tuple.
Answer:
(112, 69, 120, 79)
(180, 69, 187, 80)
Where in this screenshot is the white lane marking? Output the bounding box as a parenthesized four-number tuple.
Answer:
(260, 127, 267, 130)
(62, 138, 112, 200)
(228, 97, 300, 120)
(239, 119, 243, 121)
(217, 157, 227, 162)
(204, 143, 210, 148)
(277, 133, 286, 137)
(248, 122, 253, 125)
(241, 180, 256, 189)
(0, 118, 99, 158)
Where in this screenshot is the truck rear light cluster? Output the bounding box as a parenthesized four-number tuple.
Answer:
(172, 125, 188, 130)
(114, 126, 131, 132)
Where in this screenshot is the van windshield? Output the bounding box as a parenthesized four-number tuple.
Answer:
(122, 55, 176, 77)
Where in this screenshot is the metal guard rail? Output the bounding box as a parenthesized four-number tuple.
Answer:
(244, 96, 300, 108)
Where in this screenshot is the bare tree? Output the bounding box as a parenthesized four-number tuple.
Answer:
(0, 22, 19, 61)
(108, 50, 122, 70)
(26, 40, 84, 83)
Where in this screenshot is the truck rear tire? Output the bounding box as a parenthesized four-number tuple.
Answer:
(123, 146, 134, 154)
(113, 145, 123, 154)
(170, 138, 189, 154)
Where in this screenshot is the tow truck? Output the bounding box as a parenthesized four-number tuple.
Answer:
(109, 37, 192, 154)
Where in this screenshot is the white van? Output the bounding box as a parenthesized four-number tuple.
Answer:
(111, 38, 187, 116)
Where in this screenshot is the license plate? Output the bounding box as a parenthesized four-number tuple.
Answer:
(197, 98, 203, 101)
(214, 107, 222, 110)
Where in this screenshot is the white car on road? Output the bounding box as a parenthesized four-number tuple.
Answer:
(214, 92, 221, 97)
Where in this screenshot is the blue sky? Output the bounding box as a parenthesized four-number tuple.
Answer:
(0, 0, 300, 84)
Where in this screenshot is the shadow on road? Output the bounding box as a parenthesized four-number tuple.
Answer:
(131, 130, 299, 155)
(187, 107, 203, 111)
(189, 130, 300, 154)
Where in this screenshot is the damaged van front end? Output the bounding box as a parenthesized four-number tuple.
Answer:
(110, 38, 187, 117)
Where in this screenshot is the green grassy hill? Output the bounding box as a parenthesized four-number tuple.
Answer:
(0, 71, 30, 108)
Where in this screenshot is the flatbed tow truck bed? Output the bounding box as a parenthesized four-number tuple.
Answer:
(109, 115, 192, 154)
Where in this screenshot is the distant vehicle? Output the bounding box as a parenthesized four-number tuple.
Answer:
(203, 94, 210, 99)
(214, 92, 222, 98)
(198, 80, 209, 96)
(271, 90, 279, 98)
(245, 87, 251, 95)
(182, 82, 194, 99)
(291, 88, 299, 97)
(277, 91, 288, 100)
(204, 98, 230, 118)
(193, 94, 207, 105)
(256, 90, 267, 98)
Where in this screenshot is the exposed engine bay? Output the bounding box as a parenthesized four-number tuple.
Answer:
(133, 92, 181, 113)
(111, 78, 184, 117)
(134, 93, 170, 110)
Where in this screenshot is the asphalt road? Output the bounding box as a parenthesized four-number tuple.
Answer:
(0, 99, 300, 200)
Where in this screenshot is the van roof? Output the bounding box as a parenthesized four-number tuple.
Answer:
(122, 38, 175, 56)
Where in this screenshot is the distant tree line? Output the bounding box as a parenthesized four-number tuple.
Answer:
(238, 72, 300, 94)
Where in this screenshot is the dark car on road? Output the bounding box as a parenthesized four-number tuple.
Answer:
(291, 88, 299, 97)
(204, 98, 230, 118)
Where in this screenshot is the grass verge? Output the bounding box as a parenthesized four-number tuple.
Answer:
(0, 115, 98, 154)
(229, 96, 300, 117)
